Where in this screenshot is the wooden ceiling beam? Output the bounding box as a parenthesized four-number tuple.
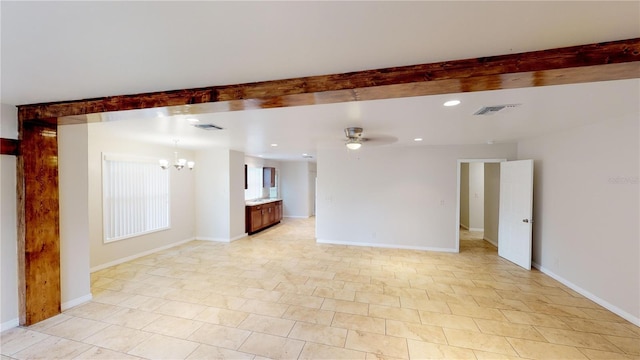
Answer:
(17, 38, 640, 122)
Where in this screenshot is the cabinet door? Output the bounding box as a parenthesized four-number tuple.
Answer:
(275, 202, 282, 221)
(261, 205, 271, 225)
(250, 209, 263, 233)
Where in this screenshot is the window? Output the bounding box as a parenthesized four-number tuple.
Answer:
(244, 166, 263, 200)
(102, 153, 170, 243)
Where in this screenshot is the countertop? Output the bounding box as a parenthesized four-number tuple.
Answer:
(245, 198, 282, 206)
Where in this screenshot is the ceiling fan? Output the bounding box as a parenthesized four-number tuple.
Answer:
(343, 127, 397, 150)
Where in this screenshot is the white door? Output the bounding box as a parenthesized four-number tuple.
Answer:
(498, 160, 534, 270)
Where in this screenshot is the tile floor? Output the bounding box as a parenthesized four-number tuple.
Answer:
(2, 218, 638, 359)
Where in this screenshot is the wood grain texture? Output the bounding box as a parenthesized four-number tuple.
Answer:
(1, 138, 20, 155)
(17, 38, 640, 121)
(18, 121, 61, 325)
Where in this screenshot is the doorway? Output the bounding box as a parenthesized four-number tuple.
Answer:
(455, 159, 505, 252)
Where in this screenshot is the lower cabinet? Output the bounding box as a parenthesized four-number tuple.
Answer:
(246, 200, 283, 234)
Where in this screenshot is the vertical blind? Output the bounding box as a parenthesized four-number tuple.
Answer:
(103, 154, 170, 243)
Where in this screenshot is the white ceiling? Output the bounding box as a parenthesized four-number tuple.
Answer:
(2, 1, 639, 160)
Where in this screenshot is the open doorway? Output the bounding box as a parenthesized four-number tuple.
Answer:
(455, 159, 505, 252)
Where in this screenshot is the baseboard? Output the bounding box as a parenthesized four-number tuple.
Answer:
(284, 215, 310, 219)
(316, 238, 458, 253)
(90, 237, 195, 272)
(62, 293, 93, 311)
(1, 318, 19, 331)
(460, 223, 469, 230)
(532, 261, 640, 327)
(483, 235, 498, 247)
(469, 227, 484, 232)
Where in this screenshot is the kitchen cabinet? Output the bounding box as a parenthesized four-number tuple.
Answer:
(263, 167, 276, 188)
(246, 200, 283, 234)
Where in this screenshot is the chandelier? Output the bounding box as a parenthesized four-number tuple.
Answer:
(159, 140, 194, 170)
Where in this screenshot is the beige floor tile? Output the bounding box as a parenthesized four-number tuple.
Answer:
(443, 328, 518, 356)
(238, 298, 290, 317)
(501, 309, 571, 329)
(368, 304, 421, 323)
(345, 330, 409, 359)
(41, 317, 109, 341)
(278, 292, 325, 309)
(83, 324, 152, 352)
(345, 282, 384, 293)
(355, 291, 400, 307)
(127, 333, 199, 360)
(473, 349, 523, 360)
(187, 323, 251, 350)
(448, 302, 507, 321)
(313, 286, 356, 301)
(238, 332, 305, 359)
(535, 326, 623, 353)
(299, 342, 367, 360)
(91, 289, 135, 305)
(13, 336, 92, 359)
(472, 296, 532, 312)
(332, 312, 386, 334)
(63, 302, 122, 321)
(602, 334, 640, 355)
(322, 299, 369, 316)
(74, 346, 141, 359)
(474, 318, 546, 342)
(196, 306, 249, 327)
(561, 317, 638, 338)
(238, 313, 295, 337)
(506, 337, 589, 359)
(142, 315, 204, 339)
(400, 297, 451, 314)
(104, 307, 161, 329)
(241, 287, 283, 302)
(282, 305, 336, 325)
(275, 282, 317, 296)
(407, 338, 477, 359)
(154, 300, 207, 319)
(118, 294, 168, 312)
(198, 293, 246, 310)
(186, 344, 254, 360)
(385, 319, 447, 344)
(418, 311, 479, 331)
(0, 328, 50, 356)
(24, 314, 73, 332)
(288, 321, 348, 347)
(578, 348, 639, 360)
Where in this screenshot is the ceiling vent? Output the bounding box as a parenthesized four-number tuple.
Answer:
(193, 123, 224, 130)
(474, 104, 521, 116)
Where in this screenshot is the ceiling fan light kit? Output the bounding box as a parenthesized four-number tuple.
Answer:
(345, 127, 364, 150)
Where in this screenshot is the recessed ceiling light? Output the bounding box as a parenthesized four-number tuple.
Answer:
(444, 100, 461, 107)
(414, 138, 423, 142)
(270, 143, 278, 147)
(258, 155, 264, 157)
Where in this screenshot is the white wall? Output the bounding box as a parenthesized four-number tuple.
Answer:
(88, 125, 196, 269)
(309, 162, 317, 216)
(518, 115, 639, 325)
(58, 124, 91, 309)
(459, 163, 469, 229)
(468, 162, 484, 231)
(1, 104, 19, 330)
(317, 144, 517, 251)
(280, 161, 312, 218)
(483, 163, 500, 246)
(196, 148, 246, 242)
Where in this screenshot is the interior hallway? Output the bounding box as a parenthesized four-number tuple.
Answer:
(2, 218, 638, 359)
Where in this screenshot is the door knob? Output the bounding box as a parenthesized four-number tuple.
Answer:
(522, 219, 534, 223)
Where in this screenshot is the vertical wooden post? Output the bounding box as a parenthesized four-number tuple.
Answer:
(17, 119, 61, 325)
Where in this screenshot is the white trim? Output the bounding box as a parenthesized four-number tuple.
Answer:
(61, 294, 93, 311)
(483, 235, 498, 247)
(469, 227, 484, 232)
(90, 237, 195, 272)
(284, 215, 310, 219)
(316, 238, 458, 253)
(197, 237, 230, 243)
(532, 261, 640, 327)
(1, 318, 19, 332)
(459, 223, 469, 230)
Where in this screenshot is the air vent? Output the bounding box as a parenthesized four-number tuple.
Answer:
(302, 154, 313, 159)
(474, 104, 521, 116)
(193, 123, 224, 130)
